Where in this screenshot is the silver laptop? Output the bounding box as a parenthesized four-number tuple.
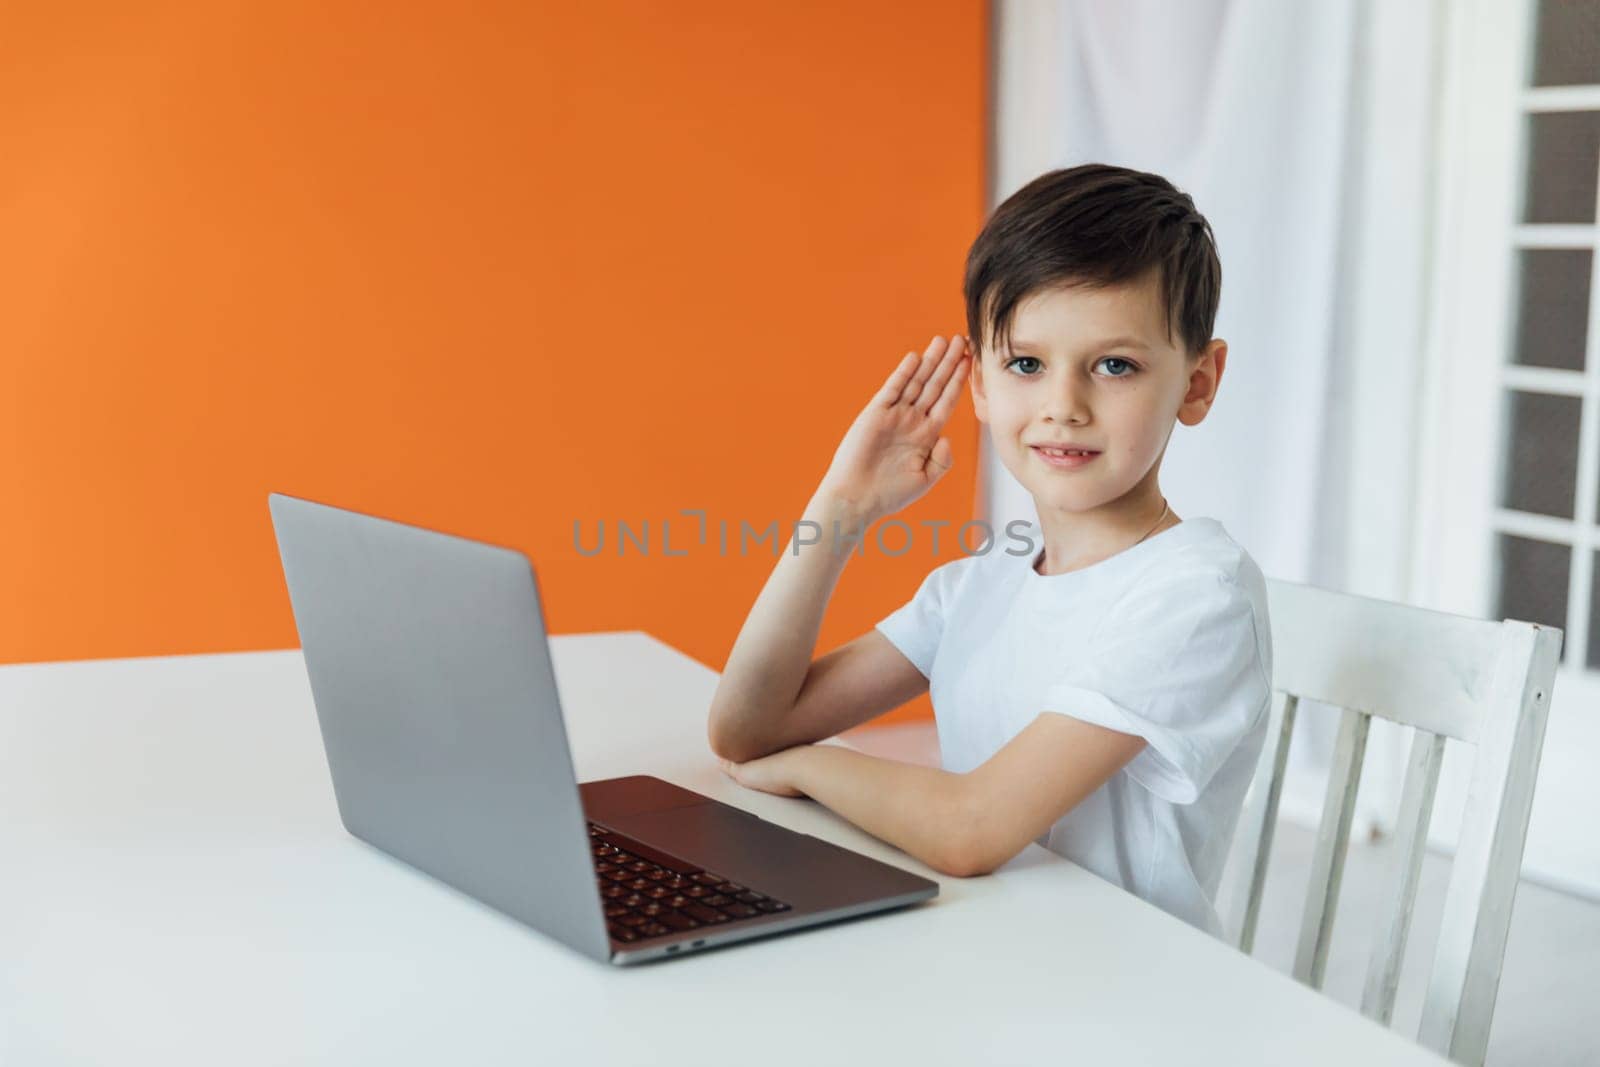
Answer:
(267, 492, 938, 964)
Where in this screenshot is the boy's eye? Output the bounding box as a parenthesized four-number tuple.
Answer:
(1005, 355, 1139, 377)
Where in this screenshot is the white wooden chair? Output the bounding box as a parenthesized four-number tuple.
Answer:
(1228, 579, 1562, 1067)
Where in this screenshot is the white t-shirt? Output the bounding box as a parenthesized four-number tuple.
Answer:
(874, 517, 1272, 938)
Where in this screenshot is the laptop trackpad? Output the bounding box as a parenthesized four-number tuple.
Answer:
(604, 802, 920, 910)
(580, 775, 711, 822)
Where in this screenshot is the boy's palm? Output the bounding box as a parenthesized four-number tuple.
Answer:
(820, 335, 971, 522)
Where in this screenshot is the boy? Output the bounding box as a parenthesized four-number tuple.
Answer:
(706, 164, 1271, 939)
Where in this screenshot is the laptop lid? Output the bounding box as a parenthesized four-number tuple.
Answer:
(267, 492, 611, 962)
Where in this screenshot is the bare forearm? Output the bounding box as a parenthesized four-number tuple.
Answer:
(706, 491, 869, 758)
(790, 745, 972, 876)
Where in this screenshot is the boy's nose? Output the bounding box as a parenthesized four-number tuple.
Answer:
(1042, 381, 1091, 426)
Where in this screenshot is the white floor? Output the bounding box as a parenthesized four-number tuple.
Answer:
(839, 722, 1600, 1066)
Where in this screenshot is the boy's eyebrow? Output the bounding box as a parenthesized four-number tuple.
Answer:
(1008, 335, 1153, 353)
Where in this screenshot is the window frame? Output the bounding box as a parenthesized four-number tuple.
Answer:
(1413, 0, 1600, 899)
(1415, 0, 1600, 672)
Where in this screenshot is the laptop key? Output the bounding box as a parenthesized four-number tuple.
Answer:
(723, 903, 759, 918)
(717, 883, 745, 895)
(640, 922, 671, 938)
(608, 923, 640, 943)
(735, 891, 765, 904)
(702, 894, 731, 907)
(589, 828, 703, 876)
(617, 913, 648, 927)
(691, 872, 724, 886)
(756, 900, 790, 913)
(659, 911, 699, 931)
(682, 902, 725, 924)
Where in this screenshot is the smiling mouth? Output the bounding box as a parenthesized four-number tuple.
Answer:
(1030, 445, 1100, 468)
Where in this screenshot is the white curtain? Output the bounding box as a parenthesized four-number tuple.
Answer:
(987, 0, 1445, 836)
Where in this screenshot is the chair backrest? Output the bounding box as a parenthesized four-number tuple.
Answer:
(1228, 578, 1562, 1067)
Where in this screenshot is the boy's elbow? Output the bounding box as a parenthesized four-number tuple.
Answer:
(931, 850, 988, 879)
(929, 786, 1010, 878)
(934, 837, 1006, 878)
(705, 699, 743, 761)
(705, 715, 772, 764)
(706, 719, 746, 763)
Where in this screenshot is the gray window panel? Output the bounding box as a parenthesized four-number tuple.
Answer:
(1496, 535, 1571, 663)
(1532, 0, 1600, 87)
(1590, 551, 1600, 668)
(1501, 390, 1582, 517)
(1523, 111, 1600, 224)
(1513, 249, 1591, 371)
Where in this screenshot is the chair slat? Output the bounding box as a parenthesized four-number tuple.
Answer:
(1360, 728, 1447, 1024)
(1269, 580, 1503, 742)
(1231, 693, 1298, 953)
(1419, 624, 1560, 1066)
(1293, 707, 1370, 988)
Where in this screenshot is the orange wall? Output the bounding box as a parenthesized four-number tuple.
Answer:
(3, 2, 987, 727)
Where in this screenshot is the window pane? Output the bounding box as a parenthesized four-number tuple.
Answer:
(1513, 249, 1592, 370)
(1523, 111, 1600, 224)
(1501, 390, 1581, 517)
(1532, 0, 1600, 87)
(1590, 552, 1600, 668)
(1496, 536, 1570, 646)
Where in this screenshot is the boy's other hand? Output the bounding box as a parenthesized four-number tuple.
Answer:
(815, 335, 970, 524)
(717, 748, 809, 798)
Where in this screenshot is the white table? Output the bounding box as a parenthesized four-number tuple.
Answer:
(0, 632, 1448, 1065)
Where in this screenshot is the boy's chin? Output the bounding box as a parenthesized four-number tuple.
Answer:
(1026, 488, 1116, 516)
(1021, 479, 1138, 517)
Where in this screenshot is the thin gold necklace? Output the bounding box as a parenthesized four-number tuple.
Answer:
(1035, 498, 1172, 576)
(1135, 497, 1172, 545)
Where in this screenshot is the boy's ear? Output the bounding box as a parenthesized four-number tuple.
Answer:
(968, 348, 989, 423)
(1176, 339, 1228, 427)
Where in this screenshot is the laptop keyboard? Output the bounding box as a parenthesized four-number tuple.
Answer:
(588, 822, 792, 944)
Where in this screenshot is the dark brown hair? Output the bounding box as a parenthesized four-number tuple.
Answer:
(963, 163, 1222, 358)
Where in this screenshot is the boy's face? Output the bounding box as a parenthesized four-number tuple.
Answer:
(969, 270, 1227, 519)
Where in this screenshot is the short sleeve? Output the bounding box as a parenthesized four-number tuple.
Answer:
(1043, 568, 1270, 804)
(873, 557, 976, 679)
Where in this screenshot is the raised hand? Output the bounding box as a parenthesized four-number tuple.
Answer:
(815, 334, 971, 524)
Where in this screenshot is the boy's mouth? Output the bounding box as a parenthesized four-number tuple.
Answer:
(1030, 445, 1100, 469)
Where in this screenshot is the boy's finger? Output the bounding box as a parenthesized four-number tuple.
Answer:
(875, 352, 920, 408)
(899, 336, 945, 405)
(926, 353, 970, 424)
(912, 336, 965, 413)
